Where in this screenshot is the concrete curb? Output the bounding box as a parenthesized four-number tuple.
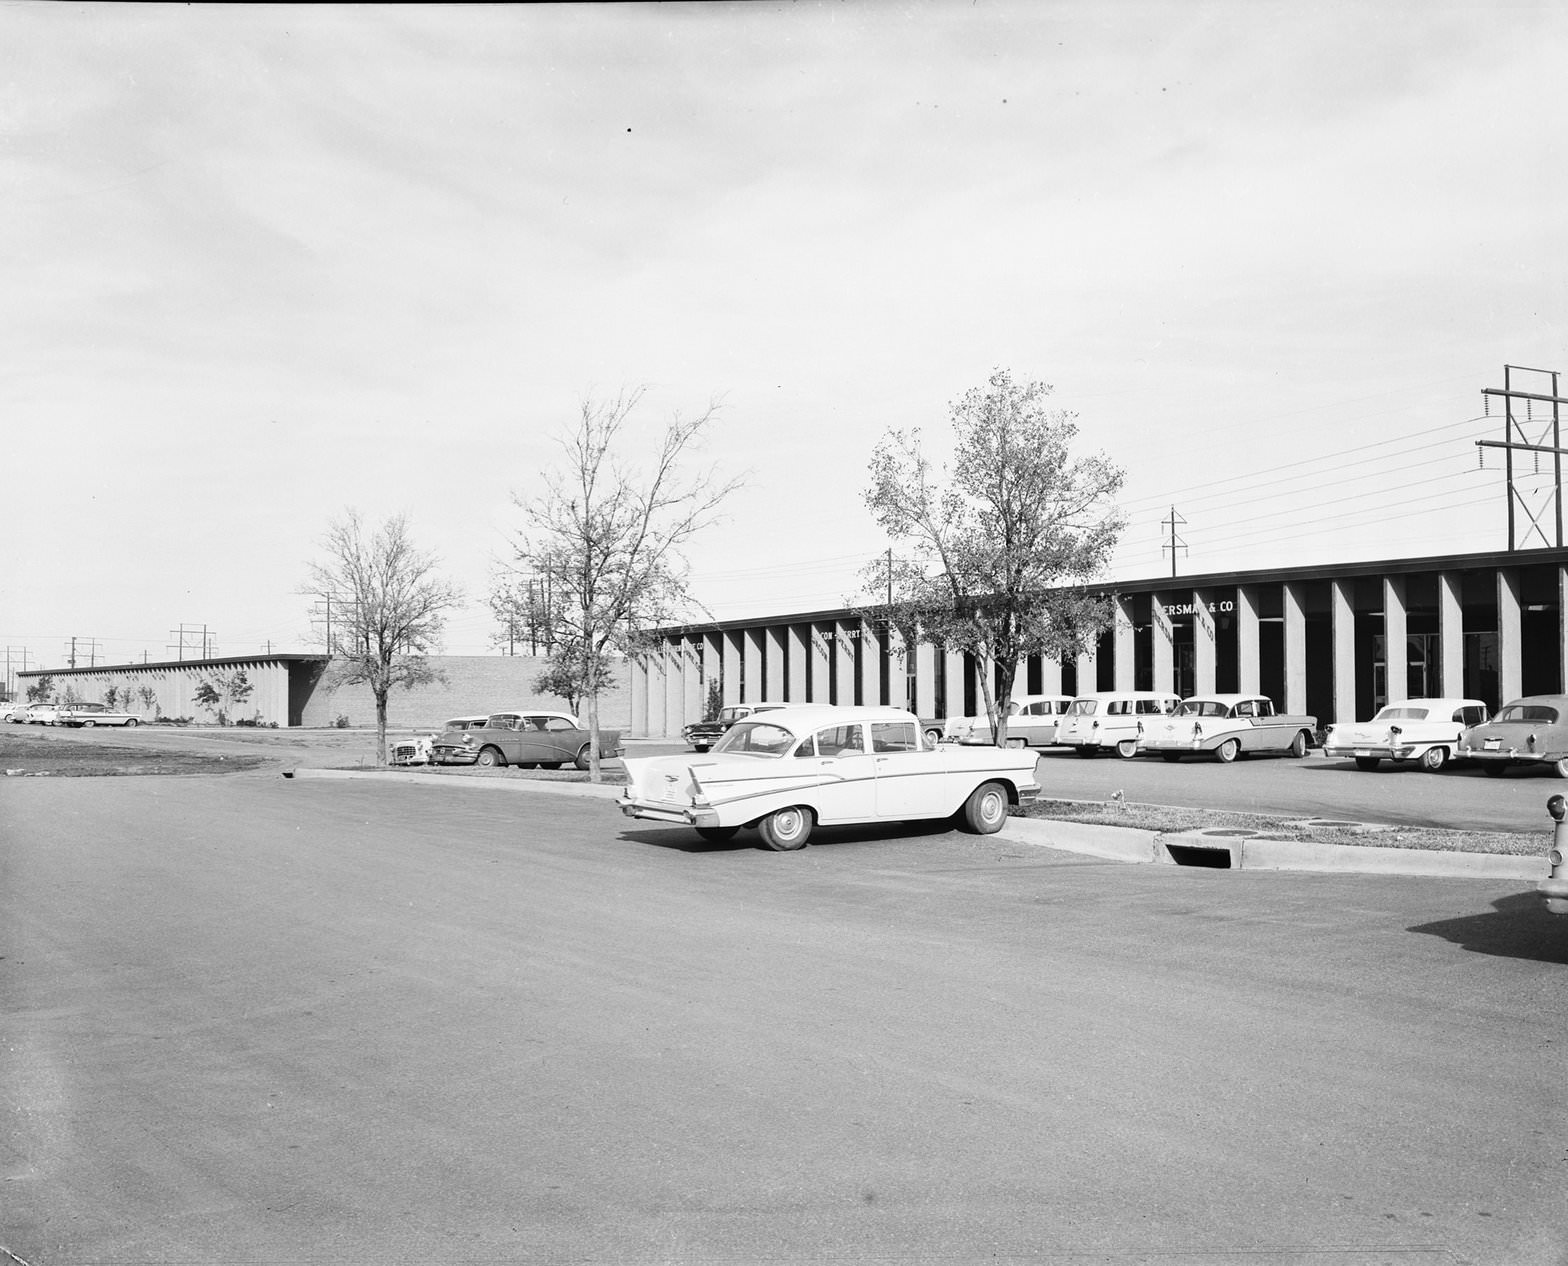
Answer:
(998, 817, 1546, 881)
(285, 768, 1548, 881)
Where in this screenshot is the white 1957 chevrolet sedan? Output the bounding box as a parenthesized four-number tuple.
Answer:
(618, 704, 1041, 850)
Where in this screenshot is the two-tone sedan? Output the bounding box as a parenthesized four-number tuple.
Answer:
(618, 704, 1040, 851)
(942, 694, 1073, 748)
(1140, 694, 1316, 763)
(1458, 695, 1568, 777)
(431, 710, 622, 771)
(57, 702, 141, 728)
(1321, 698, 1490, 772)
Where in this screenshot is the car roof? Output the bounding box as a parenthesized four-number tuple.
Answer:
(730, 704, 916, 727)
(1377, 698, 1486, 710)
(1070, 690, 1180, 701)
(1498, 695, 1568, 707)
(1182, 694, 1269, 705)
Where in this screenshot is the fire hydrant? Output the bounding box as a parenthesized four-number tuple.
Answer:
(1542, 796, 1568, 916)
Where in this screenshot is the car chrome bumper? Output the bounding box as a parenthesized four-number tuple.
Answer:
(616, 796, 720, 828)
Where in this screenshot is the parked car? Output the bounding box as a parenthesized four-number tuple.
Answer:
(1321, 698, 1490, 771)
(394, 715, 489, 766)
(3, 701, 30, 723)
(1055, 691, 1182, 758)
(1457, 694, 1568, 777)
(618, 704, 1040, 850)
(57, 702, 142, 728)
(1141, 694, 1316, 763)
(390, 735, 433, 766)
(23, 702, 64, 725)
(431, 711, 623, 771)
(681, 702, 788, 752)
(942, 694, 1073, 748)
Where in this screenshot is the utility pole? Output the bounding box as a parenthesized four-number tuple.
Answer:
(1161, 506, 1188, 578)
(3, 646, 30, 701)
(168, 624, 216, 661)
(1477, 363, 1568, 550)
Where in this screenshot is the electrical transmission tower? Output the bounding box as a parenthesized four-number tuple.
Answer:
(64, 637, 102, 668)
(1476, 363, 1567, 550)
(167, 625, 217, 661)
(1161, 505, 1188, 578)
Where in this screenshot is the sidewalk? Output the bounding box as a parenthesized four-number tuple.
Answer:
(286, 766, 1548, 881)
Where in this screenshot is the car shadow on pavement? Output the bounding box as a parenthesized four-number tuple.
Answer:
(1408, 892, 1568, 964)
(622, 818, 961, 854)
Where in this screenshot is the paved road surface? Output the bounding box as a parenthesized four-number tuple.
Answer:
(3, 771, 1564, 1264)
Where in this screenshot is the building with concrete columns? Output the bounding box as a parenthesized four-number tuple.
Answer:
(627, 547, 1568, 738)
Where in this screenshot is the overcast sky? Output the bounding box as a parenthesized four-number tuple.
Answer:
(4, 1, 1566, 672)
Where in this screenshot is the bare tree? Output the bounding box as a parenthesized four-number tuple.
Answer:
(860, 368, 1125, 745)
(306, 510, 462, 765)
(502, 389, 742, 780)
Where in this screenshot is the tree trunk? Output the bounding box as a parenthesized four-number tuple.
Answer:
(585, 685, 602, 783)
(374, 687, 389, 766)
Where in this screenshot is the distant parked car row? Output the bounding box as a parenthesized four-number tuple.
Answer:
(4, 701, 142, 727)
(390, 711, 623, 771)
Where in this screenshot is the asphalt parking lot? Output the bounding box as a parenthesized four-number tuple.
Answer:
(3, 769, 1565, 1264)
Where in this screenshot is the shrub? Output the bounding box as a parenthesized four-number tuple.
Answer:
(334, 714, 351, 729)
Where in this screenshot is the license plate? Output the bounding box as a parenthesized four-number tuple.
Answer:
(1353, 749, 1373, 758)
(1484, 738, 1501, 751)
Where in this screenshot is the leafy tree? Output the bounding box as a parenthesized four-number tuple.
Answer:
(26, 674, 54, 703)
(138, 684, 158, 717)
(194, 670, 255, 724)
(305, 509, 462, 765)
(103, 685, 120, 710)
(860, 368, 1125, 746)
(500, 389, 741, 781)
(531, 638, 614, 716)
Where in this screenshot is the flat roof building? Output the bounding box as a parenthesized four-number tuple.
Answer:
(627, 546, 1568, 737)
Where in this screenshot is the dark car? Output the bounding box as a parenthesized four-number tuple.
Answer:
(681, 702, 788, 752)
(431, 710, 622, 771)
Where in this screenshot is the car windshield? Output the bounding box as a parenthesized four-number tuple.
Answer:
(1495, 703, 1560, 724)
(1175, 700, 1228, 718)
(1066, 700, 1098, 716)
(712, 720, 796, 756)
(1373, 706, 1429, 721)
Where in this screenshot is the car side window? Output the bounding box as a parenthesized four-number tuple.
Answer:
(793, 734, 818, 758)
(1234, 700, 1254, 717)
(1107, 700, 1128, 716)
(486, 714, 515, 729)
(544, 717, 575, 732)
(813, 724, 862, 756)
(871, 722, 919, 753)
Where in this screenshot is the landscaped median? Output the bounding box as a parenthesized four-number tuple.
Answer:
(283, 767, 1552, 881)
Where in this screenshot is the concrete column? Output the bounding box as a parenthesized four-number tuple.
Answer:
(742, 629, 764, 702)
(721, 632, 742, 705)
(1151, 594, 1175, 696)
(1192, 590, 1217, 696)
(1383, 576, 1408, 705)
(943, 648, 966, 717)
(662, 644, 683, 737)
(682, 637, 704, 726)
(1075, 646, 1097, 696)
(1236, 586, 1261, 694)
(1114, 596, 1136, 691)
(1038, 653, 1063, 695)
(630, 652, 649, 737)
(883, 624, 906, 709)
(1283, 583, 1308, 716)
(1331, 579, 1356, 726)
(1438, 573, 1464, 698)
(915, 641, 937, 717)
(644, 648, 668, 738)
(786, 624, 810, 703)
(764, 625, 787, 702)
(1498, 570, 1522, 704)
(1560, 568, 1568, 695)
(834, 620, 858, 705)
(859, 620, 882, 706)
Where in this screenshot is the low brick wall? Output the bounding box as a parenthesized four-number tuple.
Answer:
(297, 655, 631, 730)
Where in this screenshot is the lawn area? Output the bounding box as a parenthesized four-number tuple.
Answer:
(0, 733, 267, 777)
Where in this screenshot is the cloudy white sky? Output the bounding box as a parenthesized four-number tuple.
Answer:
(4, 1, 1566, 674)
